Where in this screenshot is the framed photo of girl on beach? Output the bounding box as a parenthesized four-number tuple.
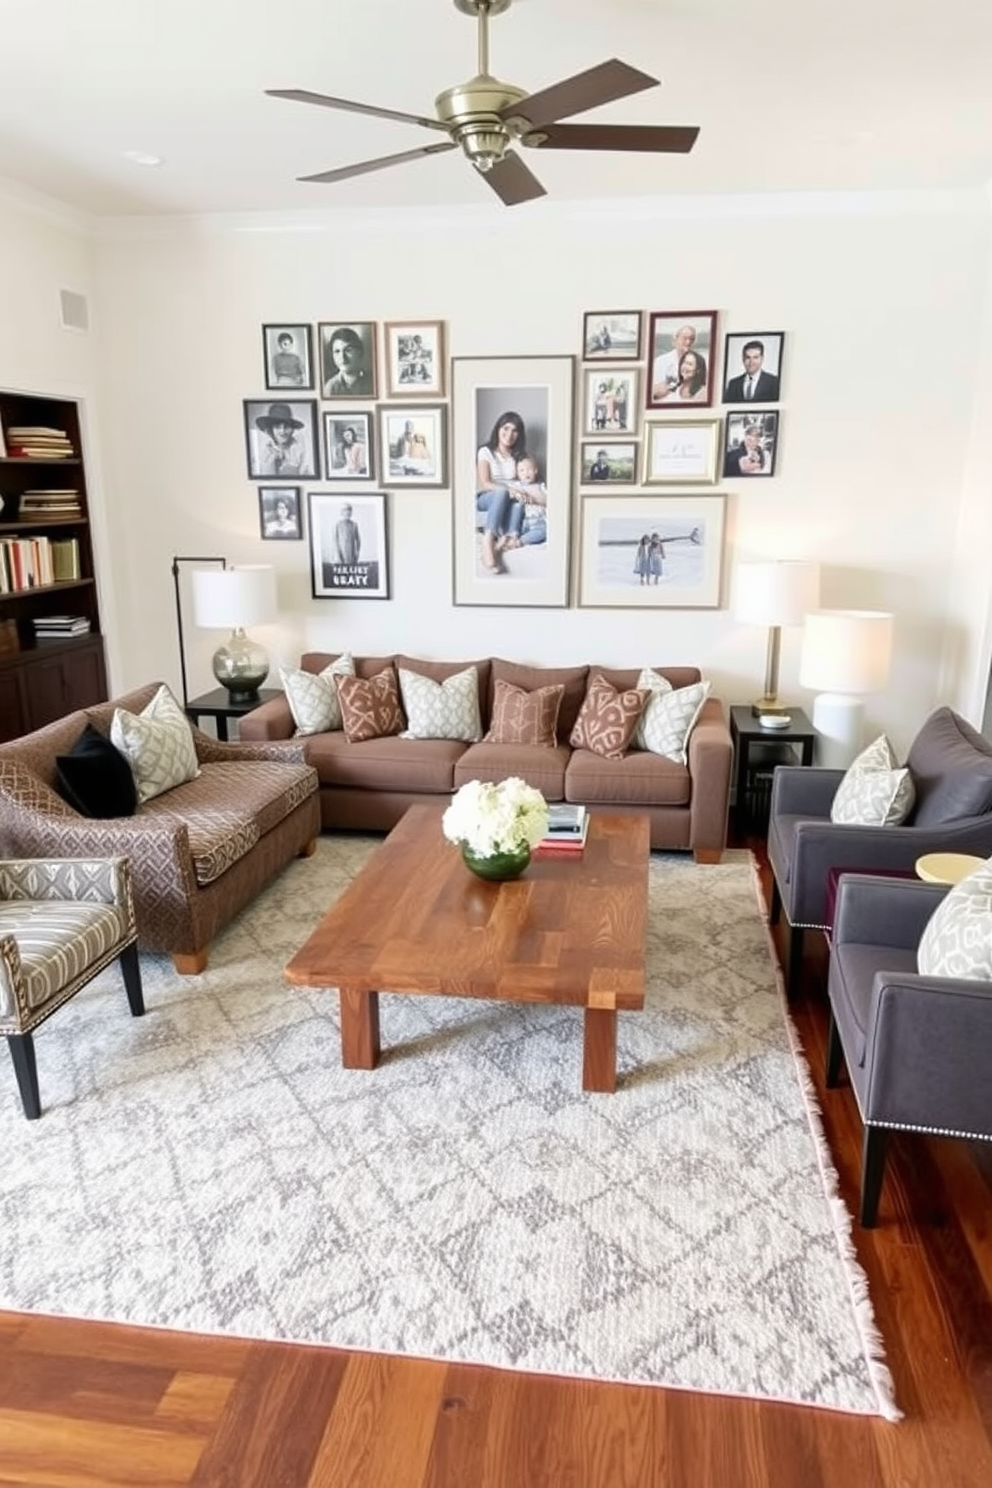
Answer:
(577, 494, 726, 609)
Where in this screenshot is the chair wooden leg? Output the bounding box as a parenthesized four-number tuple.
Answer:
(769, 877, 782, 925)
(825, 1010, 845, 1088)
(7, 1033, 41, 1120)
(786, 923, 804, 1000)
(120, 941, 145, 1017)
(173, 949, 208, 975)
(298, 838, 318, 858)
(860, 1125, 890, 1228)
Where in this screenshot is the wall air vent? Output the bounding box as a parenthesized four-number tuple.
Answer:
(59, 288, 90, 332)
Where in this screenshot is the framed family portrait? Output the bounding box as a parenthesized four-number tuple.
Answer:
(258, 486, 303, 541)
(379, 404, 447, 487)
(581, 367, 640, 436)
(243, 399, 319, 481)
(383, 320, 446, 397)
(318, 320, 377, 400)
(262, 324, 314, 390)
(580, 441, 638, 485)
(578, 494, 726, 609)
(308, 491, 389, 600)
(582, 311, 642, 361)
(642, 418, 719, 484)
(451, 354, 574, 608)
(723, 411, 780, 477)
(322, 411, 375, 481)
(722, 332, 784, 403)
(647, 310, 718, 409)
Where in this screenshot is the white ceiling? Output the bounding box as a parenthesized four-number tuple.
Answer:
(0, 0, 990, 220)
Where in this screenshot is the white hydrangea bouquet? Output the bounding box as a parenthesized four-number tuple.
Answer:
(442, 777, 549, 858)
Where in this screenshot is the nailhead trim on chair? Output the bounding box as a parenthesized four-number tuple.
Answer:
(866, 1118, 992, 1141)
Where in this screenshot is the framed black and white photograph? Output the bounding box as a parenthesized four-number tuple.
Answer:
(578, 494, 726, 609)
(318, 321, 378, 400)
(243, 399, 319, 480)
(647, 310, 718, 409)
(383, 320, 446, 398)
(642, 418, 719, 484)
(722, 332, 784, 403)
(379, 404, 447, 487)
(580, 441, 638, 485)
(722, 411, 780, 478)
(581, 367, 639, 436)
(308, 491, 389, 599)
(582, 311, 642, 361)
(258, 486, 303, 541)
(451, 354, 574, 608)
(322, 411, 375, 482)
(262, 323, 313, 390)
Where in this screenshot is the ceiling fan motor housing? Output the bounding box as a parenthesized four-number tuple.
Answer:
(435, 76, 528, 169)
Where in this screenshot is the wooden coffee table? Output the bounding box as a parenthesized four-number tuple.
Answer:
(285, 803, 649, 1093)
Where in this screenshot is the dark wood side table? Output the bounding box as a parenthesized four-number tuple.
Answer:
(729, 705, 816, 830)
(184, 687, 281, 742)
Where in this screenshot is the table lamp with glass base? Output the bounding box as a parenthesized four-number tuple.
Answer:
(192, 566, 277, 704)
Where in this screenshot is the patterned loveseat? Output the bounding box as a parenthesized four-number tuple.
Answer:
(0, 683, 320, 974)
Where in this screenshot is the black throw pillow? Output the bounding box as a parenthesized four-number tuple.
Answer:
(55, 722, 138, 818)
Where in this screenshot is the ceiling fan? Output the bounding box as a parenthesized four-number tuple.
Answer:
(266, 0, 699, 207)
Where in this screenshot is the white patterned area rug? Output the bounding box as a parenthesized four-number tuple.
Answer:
(0, 839, 899, 1419)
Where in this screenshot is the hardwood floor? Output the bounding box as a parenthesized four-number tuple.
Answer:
(2, 820, 991, 1487)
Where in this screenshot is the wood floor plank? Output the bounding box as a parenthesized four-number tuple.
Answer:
(0, 1408, 203, 1488)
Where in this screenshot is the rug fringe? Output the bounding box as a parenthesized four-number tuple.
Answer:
(745, 852, 903, 1423)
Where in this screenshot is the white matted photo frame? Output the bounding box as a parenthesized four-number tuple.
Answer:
(258, 486, 303, 541)
(308, 491, 389, 599)
(581, 367, 639, 436)
(243, 399, 319, 480)
(642, 418, 719, 484)
(580, 441, 638, 485)
(582, 311, 642, 361)
(722, 411, 779, 477)
(318, 321, 377, 400)
(379, 404, 447, 487)
(322, 411, 375, 481)
(383, 320, 446, 398)
(262, 324, 314, 390)
(451, 354, 574, 608)
(647, 310, 718, 409)
(578, 494, 726, 609)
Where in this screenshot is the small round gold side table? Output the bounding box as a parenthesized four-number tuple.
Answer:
(915, 851, 986, 885)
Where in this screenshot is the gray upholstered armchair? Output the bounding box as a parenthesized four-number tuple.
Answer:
(768, 707, 992, 995)
(825, 872, 992, 1226)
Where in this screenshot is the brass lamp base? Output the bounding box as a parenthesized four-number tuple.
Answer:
(750, 697, 788, 718)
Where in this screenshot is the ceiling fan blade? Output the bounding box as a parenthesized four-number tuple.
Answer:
(483, 150, 547, 207)
(527, 122, 699, 154)
(266, 88, 449, 134)
(299, 141, 457, 185)
(503, 59, 658, 132)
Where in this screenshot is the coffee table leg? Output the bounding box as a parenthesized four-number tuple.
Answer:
(583, 1007, 617, 1093)
(340, 985, 381, 1069)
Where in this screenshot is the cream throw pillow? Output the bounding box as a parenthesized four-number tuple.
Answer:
(918, 856, 992, 979)
(633, 670, 710, 763)
(280, 653, 355, 736)
(398, 666, 482, 742)
(830, 734, 915, 826)
(110, 684, 200, 804)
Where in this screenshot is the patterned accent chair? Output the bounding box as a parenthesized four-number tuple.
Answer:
(0, 857, 143, 1119)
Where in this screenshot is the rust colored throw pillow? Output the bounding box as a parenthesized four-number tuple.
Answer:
(334, 666, 405, 743)
(484, 678, 565, 747)
(570, 672, 650, 759)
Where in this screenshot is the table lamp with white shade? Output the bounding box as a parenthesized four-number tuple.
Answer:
(799, 609, 894, 768)
(192, 565, 278, 702)
(734, 560, 820, 717)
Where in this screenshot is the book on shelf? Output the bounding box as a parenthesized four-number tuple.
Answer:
(4, 426, 75, 459)
(33, 614, 91, 636)
(545, 803, 587, 836)
(50, 536, 80, 580)
(532, 812, 590, 858)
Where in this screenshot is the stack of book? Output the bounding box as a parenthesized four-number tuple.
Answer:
(32, 614, 91, 638)
(4, 425, 75, 459)
(19, 488, 83, 518)
(0, 534, 55, 591)
(533, 803, 589, 858)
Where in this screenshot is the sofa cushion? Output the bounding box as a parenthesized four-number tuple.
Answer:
(632, 675, 711, 763)
(55, 723, 137, 819)
(918, 857, 992, 980)
(0, 898, 127, 1014)
(301, 651, 397, 681)
(398, 665, 482, 742)
(454, 742, 570, 802)
(304, 731, 466, 794)
(570, 672, 649, 759)
(907, 707, 992, 827)
(565, 747, 691, 807)
(281, 652, 355, 734)
(490, 660, 589, 739)
(110, 684, 200, 804)
(485, 679, 564, 747)
(830, 734, 916, 826)
(335, 667, 406, 743)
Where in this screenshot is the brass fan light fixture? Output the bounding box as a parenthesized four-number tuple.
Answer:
(267, 0, 699, 206)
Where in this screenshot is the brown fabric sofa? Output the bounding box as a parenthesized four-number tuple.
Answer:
(240, 653, 733, 859)
(0, 683, 321, 974)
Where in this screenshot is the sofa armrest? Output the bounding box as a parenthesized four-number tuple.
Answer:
(866, 973, 992, 1134)
(833, 875, 947, 949)
(686, 697, 733, 852)
(770, 765, 844, 817)
(191, 726, 306, 764)
(236, 695, 295, 743)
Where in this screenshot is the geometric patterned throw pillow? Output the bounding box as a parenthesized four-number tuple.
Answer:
(830, 733, 916, 826)
(110, 684, 200, 804)
(917, 856, 992, 979)
(631, 674, 711, 763)
(483, 678, 565, 748)
(334, 666, 406, 743)
(398, 665, 482, 742)
(280, 652, 355, 736)
(569, 672, 649, 759)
